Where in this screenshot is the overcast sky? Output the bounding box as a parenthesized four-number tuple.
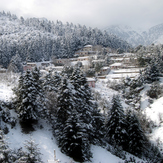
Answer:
(0, 0, 163, 30)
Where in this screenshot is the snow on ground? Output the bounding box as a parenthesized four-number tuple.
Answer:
(7, 119, 125, 163)
(0, 83, 13, 102)
(142, 78, 163, 150)
(144, 96, 163, 146)
(0, 82, 125, 163)
(7, 120, 75, 163)
(87, 146, 123, 163)
(140, 84, 151, 110)
(94, 79, 118, 99)
(106, 69, 141, 81)
(1, 74, 163, 162)
(144, 96, 163, 125)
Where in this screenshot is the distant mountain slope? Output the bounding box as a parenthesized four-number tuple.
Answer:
(104, 25, 145, 47)
(104, 24, 163, 47)
(0, 11, 130, 68)
(147, 24, 163, 45)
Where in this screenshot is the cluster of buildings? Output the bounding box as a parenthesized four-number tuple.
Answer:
(0, 45, 139, 88)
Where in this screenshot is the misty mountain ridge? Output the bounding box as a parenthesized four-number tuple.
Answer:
(104, 23, 163, 47)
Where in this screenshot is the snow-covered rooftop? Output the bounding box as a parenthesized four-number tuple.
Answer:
(84, 45, 92, 47)
(87, 78, 96, 82)
(110, 63, 123, 66)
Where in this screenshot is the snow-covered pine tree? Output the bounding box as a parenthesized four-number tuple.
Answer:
(43, 70, 55, 92)
(91, 105, 105, 145)
(105, 95, 128, 150)
(53, 71, 62, 91)
(126, 110, 148, 157)
(144, 58, 160, 83)
(0, 130, 13, 163)
(56, 76, 74, 123)
(69, 68, 105, 144)
(14, 70, 39, 123)
(69, 68, 93, 131)
(61, 66, 74, 78)
(7, 52, 23, 73)
(79, 72, 105, 144)
(147, 82, 162, 99)
(17, 137, 43, 163)
(43, 71, 61, 92)
(59, 109, 92, 162)
(32, 67, 46, 118)
(54, 76, 75, 143)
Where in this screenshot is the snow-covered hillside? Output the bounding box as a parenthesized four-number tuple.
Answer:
(0, 74, 149, 163)
(0, 11, 130, 69)
(0, 81, 125, 163)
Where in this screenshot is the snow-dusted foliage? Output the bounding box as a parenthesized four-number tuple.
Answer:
(53, 68, 105, 161)
(126, 110, 148, 157)
(43, 71, 61, 93)
(0, 130, 13, 163)
(13, 69, 45, 123)
(105, 95, 128, 150)
(17, 137, 43, 163)
(59, 110, 92, 162)
(7, 53, 23, 73)
(0, 11, 130, 69)
(147, 82, 162, 99)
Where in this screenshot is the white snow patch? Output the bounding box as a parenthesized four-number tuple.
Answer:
(0, 84, 14, 102)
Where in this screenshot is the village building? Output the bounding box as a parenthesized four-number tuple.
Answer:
(75, 45, 96, 57)
(109, 63, 124, 69)
(53, 58, 70, 66)
(100, 67, 110, 76)
(23, 61, 52, 72)
(87, 78, 96, 88)
(92, 59, 105, 64)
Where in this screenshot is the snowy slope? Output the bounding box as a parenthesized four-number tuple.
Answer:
(0, 75, 162, 162)
(0, 82, 125, 163)
(0, 84, 13, 102)
(144, 96, 163, 144)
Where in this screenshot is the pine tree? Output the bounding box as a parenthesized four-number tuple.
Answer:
(59, 110, 92, 162)
(54, 76, 75, 143)
(7, 52, 23, 73)
(18, 137, 43, 163)
(32, 67, 46, 118)
(14, 70, 40, 123)
(126, 110, 148, 157)
(43, 70, 55, 92)
(69, 68, 104, 144)
(105, 95, 128, 150)
(43, 71, 61, 93)
(53, 71, 62, 91)
(56, 76, 74, 123)
(55, 70, 97, 161)
(144, 59, 160, 83)
(0, 130, 13, 163)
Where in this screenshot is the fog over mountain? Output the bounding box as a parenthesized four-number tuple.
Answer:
(104, 23, 163, 47)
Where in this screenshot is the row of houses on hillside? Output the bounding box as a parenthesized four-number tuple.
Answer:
(108, 53, 138, 70)
(21, 45, 139, 88)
